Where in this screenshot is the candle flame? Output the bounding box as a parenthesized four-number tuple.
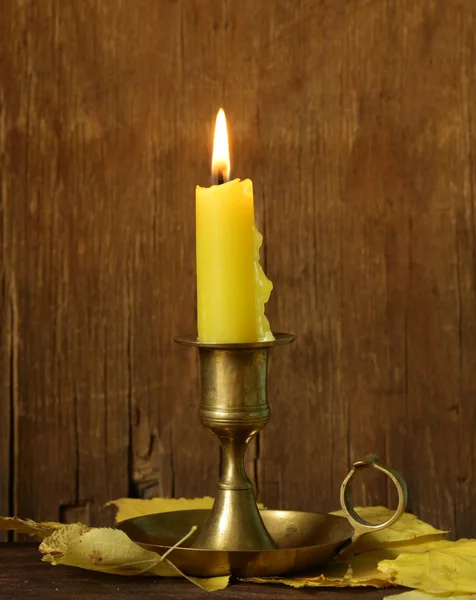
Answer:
(212, 108, 230, 184)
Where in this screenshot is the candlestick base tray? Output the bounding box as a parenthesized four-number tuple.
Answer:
(117, 334, 407, 578)
(118, 455, 407, 578)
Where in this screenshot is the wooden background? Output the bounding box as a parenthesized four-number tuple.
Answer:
(1, 0, 475, 540)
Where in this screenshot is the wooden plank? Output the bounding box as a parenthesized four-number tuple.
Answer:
(158, 0, 226, 497)
(0, 92, 12, 539)
(0, 1, 78, 524)
(457, 2, 476, 538)
(384, 0, 476, 534)
(1, 0, 476, 539)
(260, 0, 405, 513)
(260, 0, 476, 536)
(337, 0, 409, 509)
(0, 0, 223, 524)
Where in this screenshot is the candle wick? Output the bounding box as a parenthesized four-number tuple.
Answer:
(217, 171, 225, 185)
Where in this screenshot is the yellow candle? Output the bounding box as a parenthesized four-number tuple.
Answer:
(196, 109, 273, 343)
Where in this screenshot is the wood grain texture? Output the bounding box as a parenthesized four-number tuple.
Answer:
(0, 544, 403, 600)
(386, 0, 472, 536)
(0, 0, 475, 537)
(0, 73, 12, 540)
(258, 0, 476, 536)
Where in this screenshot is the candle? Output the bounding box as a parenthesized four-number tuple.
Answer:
(196, 109, 274, 343)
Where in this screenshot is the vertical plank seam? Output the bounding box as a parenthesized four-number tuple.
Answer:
(401, 1, 411, 514)
(1, 92, 13, 538)
(462, 24, 476, 537)
(73, 382, 80, 516)
(451, 2, 463, 536)
(454, 3, 466, 524)
(8, 286, 14, 538)
(401, 0, 411, 462)
(126, 252, 134, 497)
(15, 7, 32, 527)
(10, 276, 18, 534)
(170, 428, 176, 498)
(467, 13, 476, 504)
(455, 232, 462, 536)
(104, 327, 109, 502)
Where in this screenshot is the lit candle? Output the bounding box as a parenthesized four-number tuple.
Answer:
(196, 109, 274, 343)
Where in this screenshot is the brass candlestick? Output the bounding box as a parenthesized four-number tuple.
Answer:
(119, 334, 408, 577)
(174, 333, 295, 551)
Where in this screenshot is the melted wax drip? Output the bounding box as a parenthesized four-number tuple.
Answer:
(253, 226, 274, 342)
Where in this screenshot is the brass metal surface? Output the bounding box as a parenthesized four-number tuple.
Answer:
(174, 333, 295, 551)
(169, 332, 408, 572)
(117, 455, 407, 577)
(340, 454, 408, 548)
(118, 509, 354, 577)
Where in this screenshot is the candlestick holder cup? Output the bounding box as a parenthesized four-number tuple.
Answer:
(118, 333, 408, 578)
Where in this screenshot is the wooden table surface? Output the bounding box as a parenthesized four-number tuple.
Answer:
(0, 544, 404, 600)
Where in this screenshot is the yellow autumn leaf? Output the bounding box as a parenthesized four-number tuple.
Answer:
(108, 496, 265, 523)
(40, 523, 91, 555)
(243, 576, 342, 589)
(189, 574, 231, 593)
(39, 522, 229, 592)
(292, 553, 391, 588)
(0, 512, 228, 591)
(44, 527, 178, 575)
(244, 567, 389, 588)
(378, 539, 476, 594)
(244, 537, 443, 589)
(386, 591, 476, 600)
(0, 517, 65, 539)
(107, 497, 215, 523)
(331, 507, 447, 552)
(244, 553, 390, 588)
(328, 539, 452, 587)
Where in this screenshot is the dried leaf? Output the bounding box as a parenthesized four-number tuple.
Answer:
(326, 539, 450, 587)
(40, 523, 91, 556)
(153, 539, 230, 592)
(44, 527, 178, 575)
(107, 497, 215, 523)
(3, 503, 458, 595)
(385, 591, 476, 600)
(244, 571, 388, 589)
(244, 537, 443, 589)
(108, 496, 264, 523)
(39, 523, 229, 592)
(378, 539, 476, 594)
(244, 554, 389, 588)
(331, 507, 447, 551)
(0, 517, 65, 539)
(243, 576, 326, 589)
(187, 574, 230, 593)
